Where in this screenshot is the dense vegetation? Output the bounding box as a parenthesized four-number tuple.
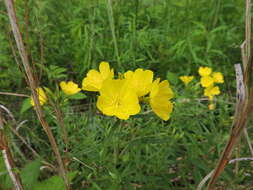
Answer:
(0, 0, 251, 189)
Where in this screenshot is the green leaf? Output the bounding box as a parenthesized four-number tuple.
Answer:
(166, 71, 179, 85)
(33, 175, 65, 190)
(33, 172, 77, 190)
(68, 92, 87, 100)
(171, 0, 188, 7)
(20, 98, 33, 114)
(109, 171, 118, 180)
(21, 159, 41, 190)
(0, 155, 12, 189)
(35, 63, 49, 73)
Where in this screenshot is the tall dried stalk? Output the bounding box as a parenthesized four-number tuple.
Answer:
(4, 0, 70, 189)
(0, 104, 56, 170)
(0, 111, 24, 190)
(206, 0, 252, 188)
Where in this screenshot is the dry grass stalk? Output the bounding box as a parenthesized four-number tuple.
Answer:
(0, 111, 24, 190)
(207, 64, 253, 188)
(198, 157, 253, 190)
(0, 92, 29, 97)
(4, 0, 70, 189)
(0, 104, 57, 171)
(243, 128, 253, 156)
(206, 0, 252, 188)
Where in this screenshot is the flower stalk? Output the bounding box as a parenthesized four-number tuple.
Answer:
(4, 0, 70, 189)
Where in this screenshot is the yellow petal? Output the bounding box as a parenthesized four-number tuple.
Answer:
(200, 76, 214, 87)
(124, 68, 153, 97)
(96, 79, 140, 120)
(120, 89, 141, 116)
(30, 87, 47, 106)
(198, 67, 212, 77)
(60, 81, 81, 95)
(212, 72, 224, 83)
(211, 86, 220, 95)
(150, 98, 173, 121)
(97, 95, 115, 116)
(179, 75, 194, 86)
(82, 61, 114, 92)
(150, 78, 160, 98)
(149, 79, 174, 121)
(158, 80, 174, 100)
(204, 86, 220, 96)
(124, 70, 134, 79)
(99, 61, 114, 80)
(208, 103, 215, 110)
(82, 70, 102, 91)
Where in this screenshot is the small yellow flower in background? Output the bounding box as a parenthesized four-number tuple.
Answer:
(200, 76, 214, 87)
(204, 86, 220, 97)
(97, 79, 140, 120)
(204, 86, 220, 101)
(30, 87, 47, 106)
(82, 61, 114, 92)
(60, 81, 81, 95)
(149, 79, 174, 121)
(124, 68, 153, 97)
(212, 72, 224, 83)
(208, 103, 215, 110)
(179, 75, 194, 86)
(198, 66, 212, 77)
(198, 66, 224, 110)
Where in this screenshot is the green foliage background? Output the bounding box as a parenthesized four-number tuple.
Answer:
(0, 0, 251, 189)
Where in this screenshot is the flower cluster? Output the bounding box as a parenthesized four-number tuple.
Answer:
(198, 66, 224, 109)
(31, 62, 174, 121)
(30, 63, 223, 118)
(82, 62, 174, 120)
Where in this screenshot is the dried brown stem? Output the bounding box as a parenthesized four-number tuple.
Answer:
(198, 157, 253, 190)
(0, 91, 29, 97)
(4, 0, 70, 189)
(52, 103, 71, 168)
(54, 105, 69, 150)
(0, 111, 24, 190)
(207, 63, 253, 189)
(243, 128, 253, 156)
(207, 0, 252, 185)
(0, 105, 56, 171)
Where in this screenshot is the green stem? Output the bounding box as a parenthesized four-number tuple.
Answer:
(106, 0, 121, 69)
(113, 120, 122, 166)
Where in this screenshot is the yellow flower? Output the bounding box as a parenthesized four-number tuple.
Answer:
(30, 87, 47, 106)
(124, 69, 153, 97)
(208, 103, 215, 110)
(82, 61, 114, 91)
(96, 79, 140, 120)
(179, 75, 194, 86)
(149, 79, 174, 121)
(212, 72, 224, 83)
(60, 81, 81, 95)
(200, 76, 214, 87)
(204, 86, 220, 97)
(198, 67, 212, 77)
